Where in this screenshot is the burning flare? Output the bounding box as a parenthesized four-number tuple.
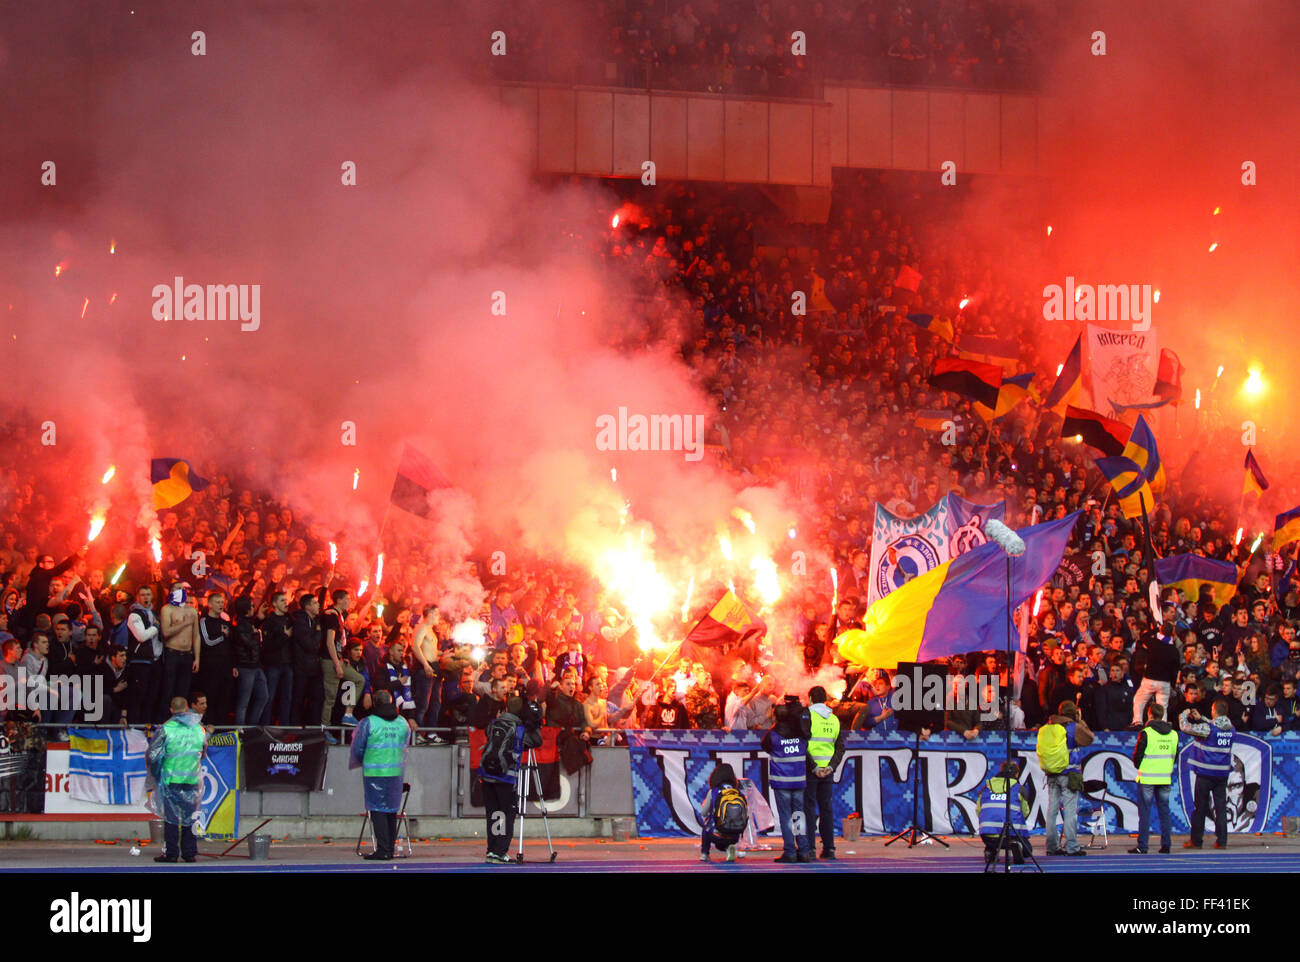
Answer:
(88, 515, 106, 542)
(101, 465, 116, 484)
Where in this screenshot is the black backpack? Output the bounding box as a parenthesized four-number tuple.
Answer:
(480, 713, 521, 777)
(714, 785, 749, 834)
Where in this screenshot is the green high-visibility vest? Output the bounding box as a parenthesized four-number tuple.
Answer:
(1137, 726, 1177, 785)
(362, 714, 409, 777)
(808, 710, 839, 768)
(159, 718, 204, 786)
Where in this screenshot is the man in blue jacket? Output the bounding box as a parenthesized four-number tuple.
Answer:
(761, 695, 811, 863)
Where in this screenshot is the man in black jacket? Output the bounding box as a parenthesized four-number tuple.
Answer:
(290, 593, 322, 726)
(1094, 661, 1135, 730)
(1131, 621, 1180, 727)
(259, 591, 295, 725)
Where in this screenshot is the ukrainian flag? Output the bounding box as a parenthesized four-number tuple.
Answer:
(837, 512, 1080, 669)
(1274, 506, 1300, 553)
(151, 458, 211, 510)
(1043, 335, 1083, 414)
(1122, 414, 1165, 494)
(1095, 455, 1154, 521)
(906, 313, 955, 342)
(914, 408, 953, 431)
(1154, 554, 1238, 608)
(958, 333, 1020, 373)
(1244, 450, 1269, 497)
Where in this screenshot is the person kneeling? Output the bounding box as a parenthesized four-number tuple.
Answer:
(977, 760, 1032, 866)
(699, 763, 748, 863)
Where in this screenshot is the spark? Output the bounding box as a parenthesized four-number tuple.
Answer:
(81, 297, 90, 319)
(1075, 287, 1083, 302)
(611, 467, 617, 483)
(1056, 363, 1064, 376)
(1212, 206, 1220, 215)
(101, 465, 116, 484)
(1032, 588, 1043, 617)
(109, 292, 118, 305)
(1235, 528, 1244, 546)
(54, 261, 68, 278)
(611, 213, 621, 228)
(359, 578, 369, 595)
(1046, 225, 1053, 236)
(352, 468, 360, 490)
(1153, 289, 1160, 303)
(787, 527, 797, 539)
(110, 239, 117, 254)
(958, 297, 970, 310)
(1074, 434, 1083, 443)
(1194, 388, 1201, 410)
(1208, 242, 1218, 253)
(110, 563, 127, 586)
(375, 553, 385, 586)
(1216, 365, 1224, 378)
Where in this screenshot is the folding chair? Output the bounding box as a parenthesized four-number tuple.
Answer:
(355, 782, 413, 858)
(1080, 778, 1109, 849)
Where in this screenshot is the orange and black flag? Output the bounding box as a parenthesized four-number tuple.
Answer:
(927, 357, 1002, 410)
(685, 591, 767, 648)
(1061, 405, 1129, 458)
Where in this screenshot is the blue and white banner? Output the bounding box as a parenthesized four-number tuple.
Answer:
(627, 730, 1297, 838)
(866, 494, 1006, 606)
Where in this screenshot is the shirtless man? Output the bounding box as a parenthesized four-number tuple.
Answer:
(158, 581, 199, 721)
(411, 606, 441, 739)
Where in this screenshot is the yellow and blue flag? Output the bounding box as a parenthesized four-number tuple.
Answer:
(1244, 450, 1269, 497)
(1154, 554, 1238, 608)
(69, 728, 149, 805)
(1274, 506, 1300, 553)
(906, 313, 955, 342)
(958, 332, 1020, 373)
(1121, 414, 1165, 494)
(1043, 335, 1083, 414)
(151, 458, 211, 510)
(1095, 455, 1154, 521)
(837, 512, 1079, 669)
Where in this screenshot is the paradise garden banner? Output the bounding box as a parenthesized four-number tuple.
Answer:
(626, 730, 1298, 838)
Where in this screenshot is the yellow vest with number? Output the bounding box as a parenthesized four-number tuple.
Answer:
(808, 710, 839, 768)
(1137, 726, 1177, 785)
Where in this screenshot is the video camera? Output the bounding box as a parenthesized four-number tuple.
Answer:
(518, 698, 544, 732)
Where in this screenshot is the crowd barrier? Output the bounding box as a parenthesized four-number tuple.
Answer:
(4, 728, 1298, 840)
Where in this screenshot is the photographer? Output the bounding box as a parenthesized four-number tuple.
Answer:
(477, 698, 543, 864)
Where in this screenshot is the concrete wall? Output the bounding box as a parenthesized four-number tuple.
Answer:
(497, 81, 1059, 189)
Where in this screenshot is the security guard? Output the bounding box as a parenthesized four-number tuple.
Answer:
(348, 690, 411, 860)
(977, 759, 1031, 866)
(803, 685, 844, 860)
(147, 695, 207, 863)
(1181, 698, 1235, 849)
(1130, 702, 1177, 854)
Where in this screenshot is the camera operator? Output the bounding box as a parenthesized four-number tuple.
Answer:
(478, 698, 543, 864)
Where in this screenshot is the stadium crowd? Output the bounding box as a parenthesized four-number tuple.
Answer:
(3, 172, 1299, 766)
(487, 0, 1045, 94)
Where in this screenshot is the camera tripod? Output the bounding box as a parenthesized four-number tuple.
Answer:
(514, 748, 558, 863)
(884, 729, 950, 848)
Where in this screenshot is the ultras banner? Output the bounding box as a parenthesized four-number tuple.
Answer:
(626, 730, 1298, 838)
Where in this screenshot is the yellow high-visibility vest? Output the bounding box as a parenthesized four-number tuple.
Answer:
(1137, 727, 1177, 785)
